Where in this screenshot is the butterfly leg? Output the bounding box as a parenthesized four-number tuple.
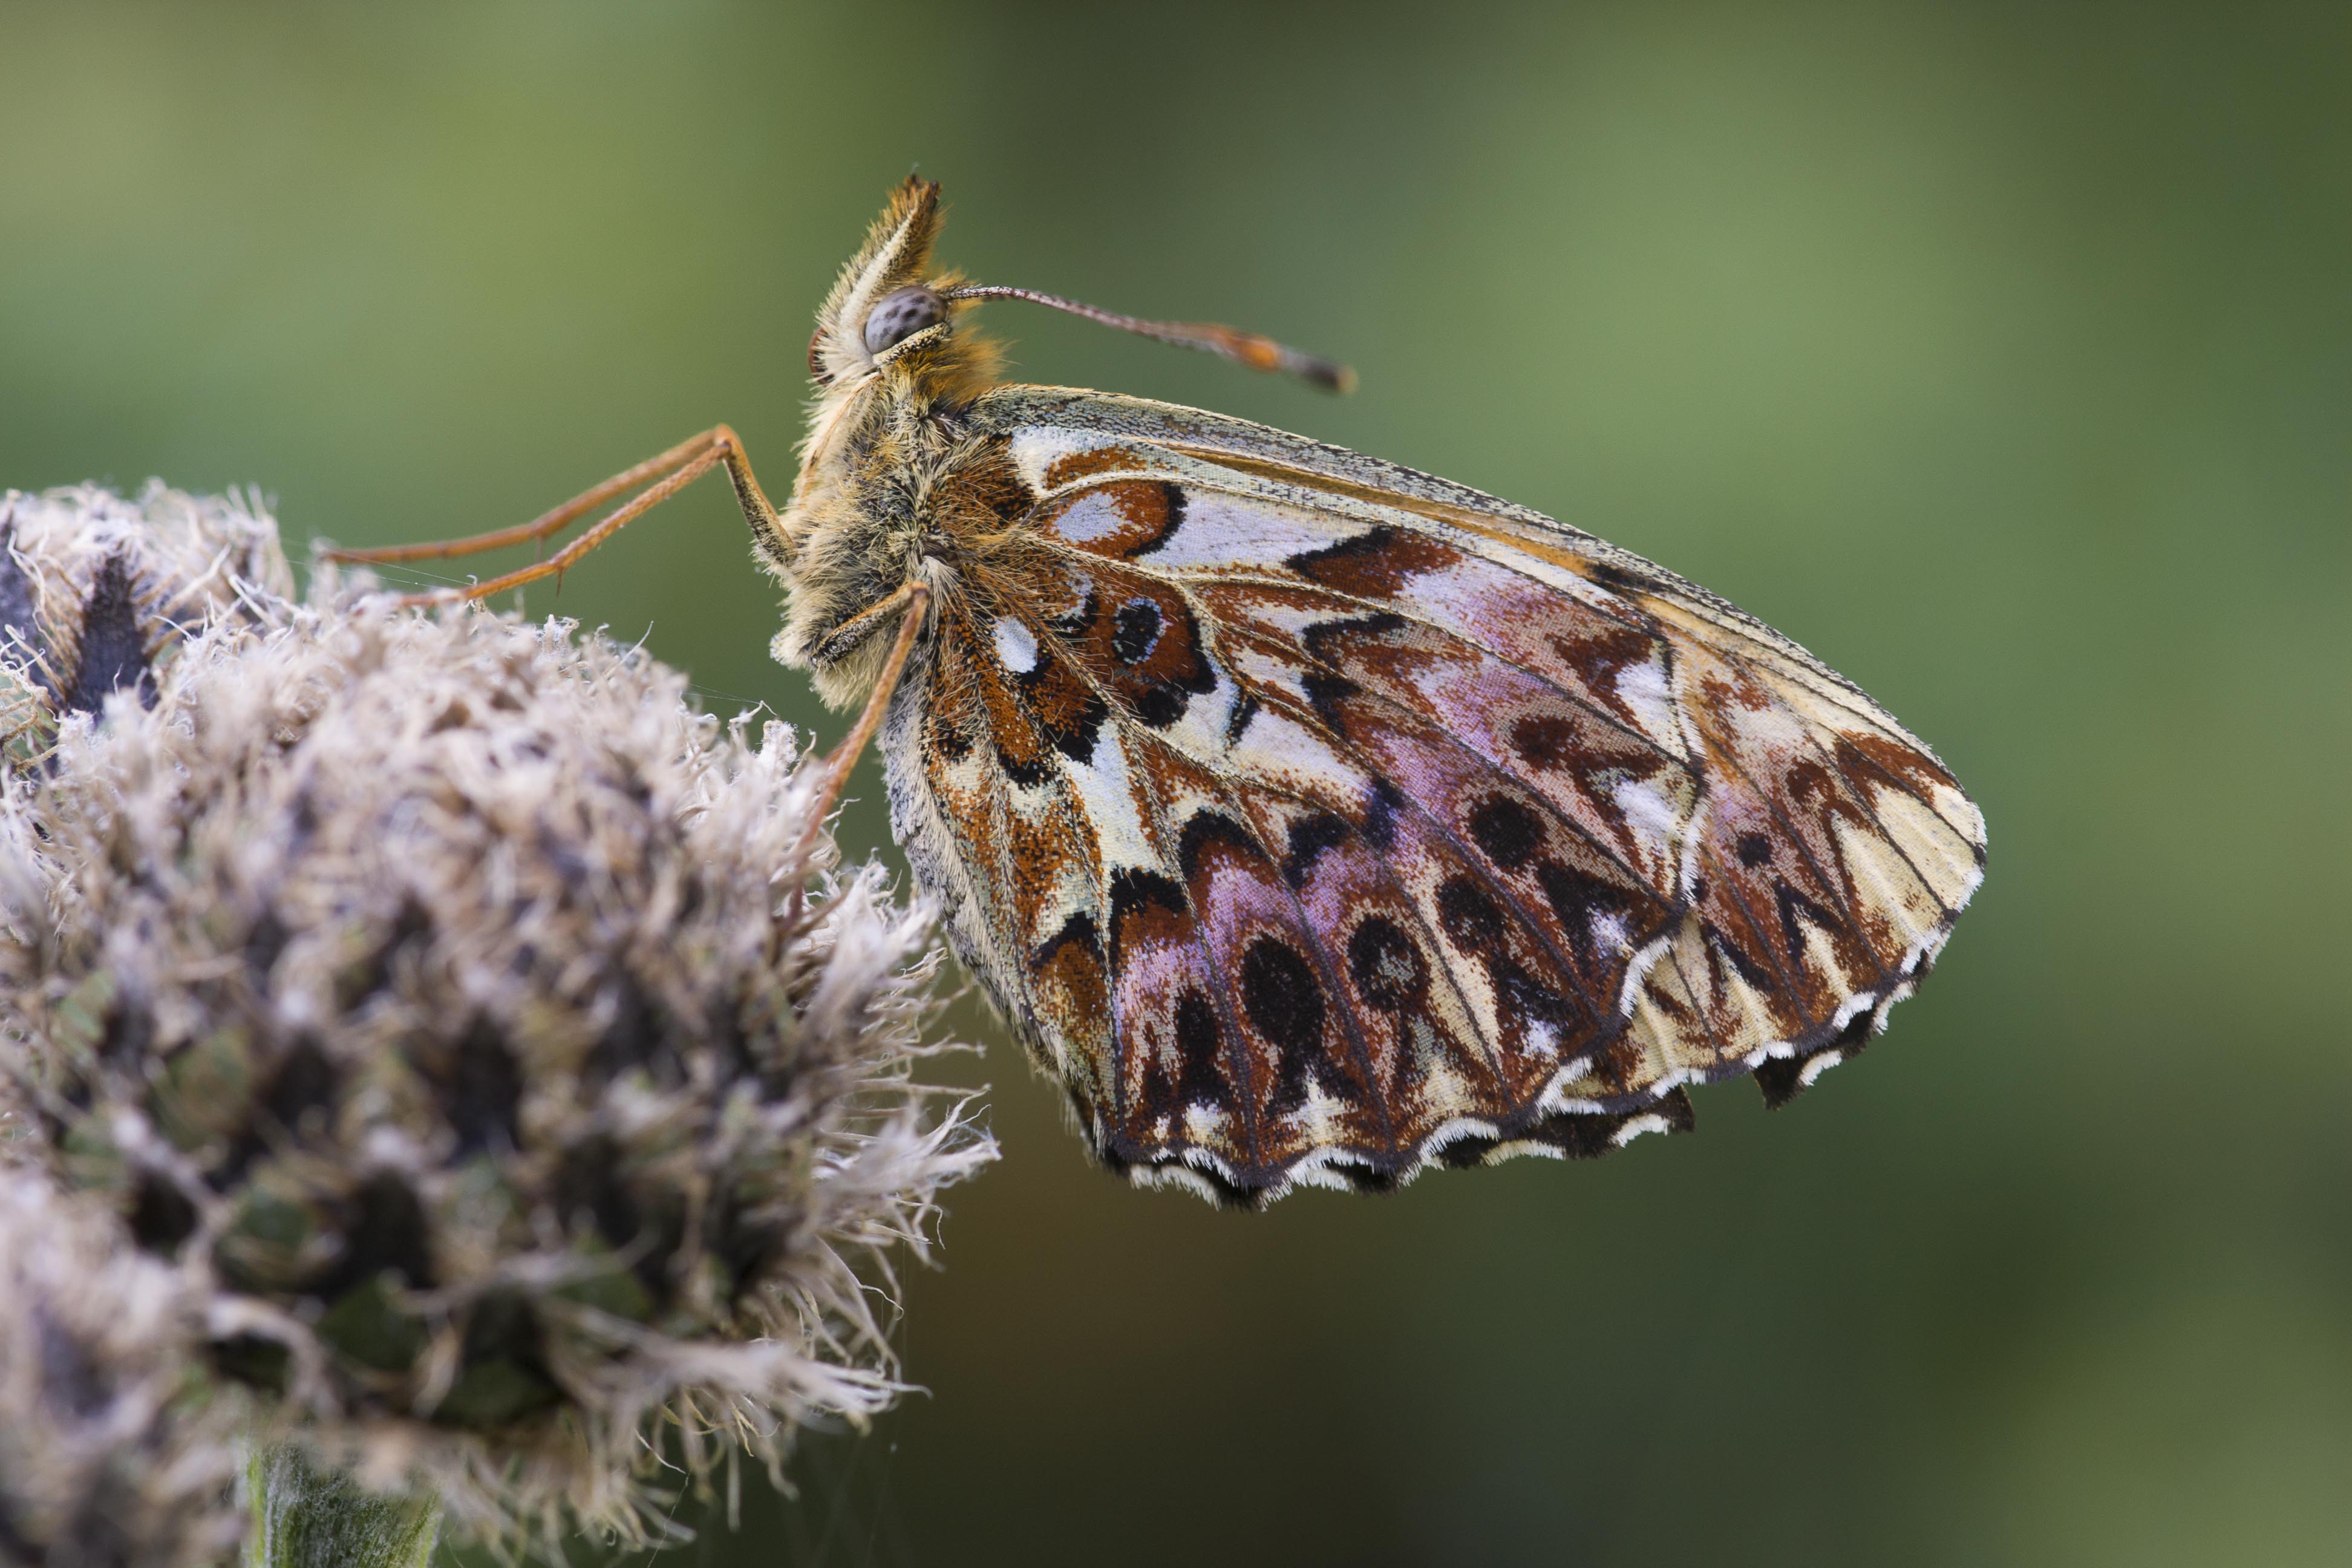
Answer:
(795, 578, 932, 851)
(324, 425, 785, 605)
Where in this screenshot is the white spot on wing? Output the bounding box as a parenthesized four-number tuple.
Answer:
(1290, 1079, 1352, 1143)
(1589, 909, 1632, 961)
(1615, 926, 1676, 1016)
(1129, 494, 1333, 569)
(1612, 658, 1680, 750)
(1224, 702, 1367, 805)
(993, 615, 1039, 675)
(1046, 494, 1138, 547)
(1161, 664, 1240, 758)
(1182, 1102, 1230, 1141)
(1060, 725, 1156, 867)
(1522, 1016, 1561, 1059)
(1609, 776, 1684, 869)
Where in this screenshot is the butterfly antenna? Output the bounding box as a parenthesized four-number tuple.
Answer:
(941, 285, 1356, 393)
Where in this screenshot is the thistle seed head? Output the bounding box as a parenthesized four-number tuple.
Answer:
(0, 488, 995, 1557)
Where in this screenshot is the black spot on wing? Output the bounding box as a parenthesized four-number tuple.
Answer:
(993, 738, 1053, 788)
(1105, 590, 1217, 731)
(1434, 875, 1508, 951)
(1703, 915, 1782, 993)
(1737, 832, 1772, 869)
(1049, 587, 1099, 641)
(1527, 1088, 1696, 1154)
(1508, 713, 1578, 771)
(1754, 1005, 1876, 1109)
(1171, 990, 1227, 1109)
(1347, 916, 1428, 1014)
(1588, 560, 1659, 598)
(1301, 670, 1356, 731)
(1468, 795, 1544, 871)
(1280, 812, 1353, 889)
(1532, 860, 1650, 981)
(1434, 1091, 1696, 1170)
(1300, 611, 1407, 665)
(1284, 524, 1401, 580)
(1240, 938, 1329, 1117)
(1041, 688, 1111, 763)
(929, 714, 973, 763)
(1134, 684, 1186, 728)
(1111, 599, 1161, 664)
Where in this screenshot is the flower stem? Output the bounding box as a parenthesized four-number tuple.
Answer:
(244, 1444, 442, 1568)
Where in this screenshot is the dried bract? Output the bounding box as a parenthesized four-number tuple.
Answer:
(0, 483, 290, 765)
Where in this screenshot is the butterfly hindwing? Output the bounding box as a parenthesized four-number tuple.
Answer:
(882, 390, 1985, 1203)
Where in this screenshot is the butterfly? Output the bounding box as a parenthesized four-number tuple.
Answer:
(335, 177, 1986, 1206)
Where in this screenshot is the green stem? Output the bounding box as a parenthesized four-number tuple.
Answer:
(244, 1443, 443, 1568)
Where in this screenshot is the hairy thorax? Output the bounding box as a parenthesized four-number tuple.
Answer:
(765, 371, 993, 711)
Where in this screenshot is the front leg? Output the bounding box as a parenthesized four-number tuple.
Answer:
(325, 425, 785, 604)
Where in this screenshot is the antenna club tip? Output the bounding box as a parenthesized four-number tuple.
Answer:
(1290, 356, 1356, 394)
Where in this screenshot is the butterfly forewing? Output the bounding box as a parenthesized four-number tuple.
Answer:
(883, 390, 1985, 1203)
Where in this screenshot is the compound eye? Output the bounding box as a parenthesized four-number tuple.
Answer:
(863, 286, 946, 356)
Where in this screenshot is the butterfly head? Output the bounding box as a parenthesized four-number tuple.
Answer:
(803, 177, 1358, 411)
(805, 176, 999, 410)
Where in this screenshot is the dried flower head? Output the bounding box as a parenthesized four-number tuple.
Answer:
(0, 482, 290, 765)
(0, 488, 994, 1556)
(0, 1170, 246, 1567)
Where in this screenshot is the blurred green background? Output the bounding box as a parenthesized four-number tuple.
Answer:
(3, 1, 2347, 1563)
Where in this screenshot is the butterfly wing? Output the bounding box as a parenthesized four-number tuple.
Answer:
(882, 389, 1985, 1203)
